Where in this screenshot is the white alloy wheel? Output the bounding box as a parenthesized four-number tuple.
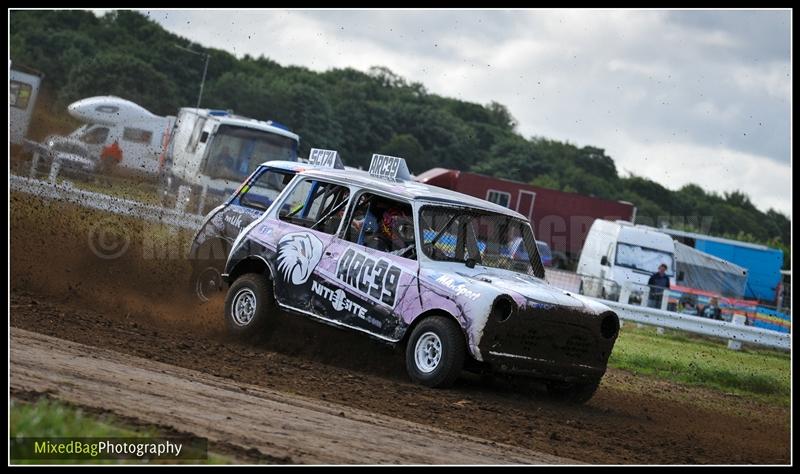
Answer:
(414, 331, 443, 373)
(231, 287, 257, 326)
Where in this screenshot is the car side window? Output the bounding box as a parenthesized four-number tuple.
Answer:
(240, 169, 294, 211)
(343, 193, 416, 260)
(278, 179, 350, 235)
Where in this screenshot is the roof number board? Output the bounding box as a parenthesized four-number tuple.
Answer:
(368, 154, 411, 180)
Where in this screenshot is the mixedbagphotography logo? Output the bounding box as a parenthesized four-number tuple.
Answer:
(10, 437, 208, 461)
(87, 217, 131, 259)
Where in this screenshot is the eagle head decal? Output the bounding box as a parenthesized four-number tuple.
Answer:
(277, 232, 324, 285)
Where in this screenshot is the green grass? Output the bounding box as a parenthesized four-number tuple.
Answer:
(10, 398, 231, 465)
(609, 324, 791, 406)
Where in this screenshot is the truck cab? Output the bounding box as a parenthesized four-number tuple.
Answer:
(10, 65, 42, 146)
(161, 108, 300, 215)
(577, 219, 676, 303)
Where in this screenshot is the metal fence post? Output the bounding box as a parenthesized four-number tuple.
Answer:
(29, 151, 40, 177)
(727, 314, 747, 351)
(660, 289, 670, 311)
(197, 183, 208, 215)
(654, 288, 670, 334)
(176, 185, 191, 213)
(619, 283, 631, 304)
(48, 159, 61, 184)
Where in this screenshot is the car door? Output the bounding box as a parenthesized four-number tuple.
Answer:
(310, 191, 420, 340)
(193, 166, 297, 257)
(271, 177, 352, 314)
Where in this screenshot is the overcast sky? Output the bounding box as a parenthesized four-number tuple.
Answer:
(136, 9, 791, 216)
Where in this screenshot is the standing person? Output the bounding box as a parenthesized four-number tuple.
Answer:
(98, 140, 123, 175)
(647, 263, 670, 308)
(216, 145, 236, 174)
(702, 297, 723, 320)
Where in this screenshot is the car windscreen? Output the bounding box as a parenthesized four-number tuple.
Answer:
(203, 125, 297, 182)
(615, 243, 674, 276)
(419, 206, 545, 279)
(239, 169, 295, 211)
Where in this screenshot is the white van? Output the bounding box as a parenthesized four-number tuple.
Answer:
(10, 66, 43, 145)
(577, 219, 676, 303)
(58, 96, 175, 177)
(161, 107, 300, 214)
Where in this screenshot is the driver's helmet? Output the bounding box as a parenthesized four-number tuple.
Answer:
(381, 208, 414, 244)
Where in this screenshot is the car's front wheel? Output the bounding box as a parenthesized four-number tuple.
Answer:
(224, 273, 275, 339)
(405, 316, 466, 388)
(545, 378, 602, 404)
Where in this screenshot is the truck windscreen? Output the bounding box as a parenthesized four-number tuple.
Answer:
(204, 125, 297, 182)
(615, 243, 674, 276)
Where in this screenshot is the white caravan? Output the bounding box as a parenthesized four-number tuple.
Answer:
(10, 66, 43, 145)
(161, 107, 300, 214)
(62, 96, 175, 176)
(577, 219, 676, 302)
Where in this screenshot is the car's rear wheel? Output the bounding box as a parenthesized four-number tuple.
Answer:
(224, 273, 275, 340)
(405, 316, 466, 388)
(192, 261, 226, 303)
(545, 378, 602, 404)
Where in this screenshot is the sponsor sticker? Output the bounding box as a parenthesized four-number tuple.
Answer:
(310, 280, 382, 328)
(277, 232, 324, 285)
(434, 274, 481, 301)
(224, 212, 244, 229)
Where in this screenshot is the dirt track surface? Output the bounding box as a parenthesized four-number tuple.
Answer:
(9, 193, 792, 464)
(11, 328, 568, 464)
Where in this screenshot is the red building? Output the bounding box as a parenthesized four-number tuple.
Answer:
(416, 168, 636, 268)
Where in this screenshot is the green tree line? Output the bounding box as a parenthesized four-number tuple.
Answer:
(10, 10, 790, 264)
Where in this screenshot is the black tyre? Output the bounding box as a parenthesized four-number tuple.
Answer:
(191, 239, 230, 303)
(191, 260, 226, 303)
(224, 273, 275, 339)
(546, 378, 601, 404)
(405, 316, 466, 388)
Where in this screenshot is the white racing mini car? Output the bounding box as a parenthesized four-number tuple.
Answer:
(223, 152, 620, 403)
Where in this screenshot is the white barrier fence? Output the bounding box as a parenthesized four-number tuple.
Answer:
(545, 268, 790, 352)
(588, 297, 789, 351)
(10, 174, 204, 231)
